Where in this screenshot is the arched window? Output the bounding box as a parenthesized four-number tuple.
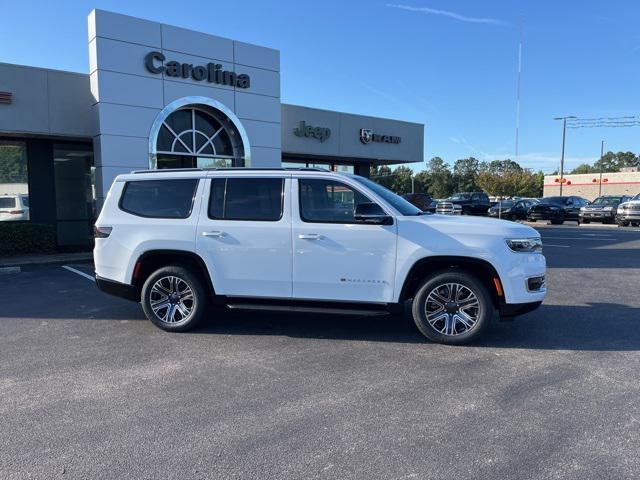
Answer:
(153, 105, 246, 169)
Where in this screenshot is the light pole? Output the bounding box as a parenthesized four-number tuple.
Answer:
(599, 140, 605, 197)
(554, 116, 576, 195)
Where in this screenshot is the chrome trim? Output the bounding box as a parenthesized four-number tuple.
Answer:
(148, 96, 252, 169)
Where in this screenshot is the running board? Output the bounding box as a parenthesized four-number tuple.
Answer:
(225, 303, 389, 316)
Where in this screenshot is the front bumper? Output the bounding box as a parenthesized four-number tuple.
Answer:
(528, 211, 561, 221)
(499, 301, 542, 319)
(580, 210, 615, 221)
(617, 212, 640, 221)
(96, 275, 139, 302)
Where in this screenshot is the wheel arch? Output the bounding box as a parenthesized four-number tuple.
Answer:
(132, 249, 215, 300)
(398, 256, 503, 306)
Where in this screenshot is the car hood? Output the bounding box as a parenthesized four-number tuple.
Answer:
(619, 200, 640, 207)
(403, 214, 538, 238)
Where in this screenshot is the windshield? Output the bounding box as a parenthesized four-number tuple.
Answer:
(542, 196, 567, 205)
(350, 176, 422, 216)
(633, 193, 640, 201)
(591, 197, 622, 205)
(449, 193, 471, 201)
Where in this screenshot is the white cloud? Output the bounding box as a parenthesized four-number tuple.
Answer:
(387, 4, 508, 26)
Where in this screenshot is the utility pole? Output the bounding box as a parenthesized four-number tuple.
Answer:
(599, 140, 605, 197)
(554, 116, 576, 195)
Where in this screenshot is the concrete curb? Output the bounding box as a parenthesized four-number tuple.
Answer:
(0, 253, 93, 268)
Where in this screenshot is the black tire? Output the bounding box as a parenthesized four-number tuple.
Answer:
(141, 265, 207, 332)
(633, 222, 640, 227)
(550, 216, 564, 225)
(528, 218, 536, 222)
(581, 219, 590, 224)
(618, 219, 629, 227)
(411, 270, 494, 345)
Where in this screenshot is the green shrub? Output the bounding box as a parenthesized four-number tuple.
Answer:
(0, 223, 57, 256)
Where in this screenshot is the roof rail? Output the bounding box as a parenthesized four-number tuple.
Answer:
(131, 167, 333, 174)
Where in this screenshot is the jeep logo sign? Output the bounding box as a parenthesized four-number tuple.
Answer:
(359, 128, 401, 145)
(294, 121, 331, 142)
(144, 51, 250, 89)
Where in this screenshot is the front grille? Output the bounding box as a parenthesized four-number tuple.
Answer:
(436, 202, 454, 214)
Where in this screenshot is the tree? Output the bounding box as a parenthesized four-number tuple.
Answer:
(453, 157, 480, 192)
(390, 165, 413, 194)
(593, 151, 639, 172)
(413, 171, 431, 194)
(479, 159, 522, 176)
(369, 164, 393, 189)
(570, 163, 594, 174)
(426, 157, 454, 198)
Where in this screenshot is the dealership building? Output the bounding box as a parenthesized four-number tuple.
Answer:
(0, 10, 424, 247)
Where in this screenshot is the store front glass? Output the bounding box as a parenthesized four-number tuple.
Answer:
(53, 143, 95, 246)
(0, 140, 30, 222)
(155, 106, 245, 169)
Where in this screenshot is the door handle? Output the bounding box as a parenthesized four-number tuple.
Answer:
(298, 233, 322, 240)
(203, 230, 225, 238)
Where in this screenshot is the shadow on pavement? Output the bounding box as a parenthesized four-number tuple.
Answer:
(190, 301, 640, 352)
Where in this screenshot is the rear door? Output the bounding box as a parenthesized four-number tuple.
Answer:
(291, 176, 397, 303)
(195, 174, 292, 298)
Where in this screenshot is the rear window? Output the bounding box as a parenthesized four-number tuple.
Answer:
(0, 197, 16, 208)
(208, 177, 284, 221)
(119, 179, 198, 218)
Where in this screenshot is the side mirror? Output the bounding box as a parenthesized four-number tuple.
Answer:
(354, 202, 393, 225)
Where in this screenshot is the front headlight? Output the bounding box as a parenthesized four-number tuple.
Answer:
(580, 206, 586, 211)
(506, 237, 543, 253)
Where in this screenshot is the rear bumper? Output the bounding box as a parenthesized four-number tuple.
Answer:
(499, 300, 542, 319)
(96, 275, 139, 302)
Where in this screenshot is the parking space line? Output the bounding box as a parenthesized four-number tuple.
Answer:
(62, 265, 95, 282)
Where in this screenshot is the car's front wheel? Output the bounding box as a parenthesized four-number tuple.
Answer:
(141, 265, 207, 332)
(411, 271, 494, 345)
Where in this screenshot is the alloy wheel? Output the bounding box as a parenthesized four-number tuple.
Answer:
(149, 276, 195, 325)
(424, 283, 480, 336)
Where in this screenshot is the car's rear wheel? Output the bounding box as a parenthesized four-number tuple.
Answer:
(581, 219, 590, 224)
(411, 271, 493, 345)
(141, 265, 207, 332)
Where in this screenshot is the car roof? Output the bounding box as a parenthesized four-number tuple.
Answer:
(114, 167, 347, 182)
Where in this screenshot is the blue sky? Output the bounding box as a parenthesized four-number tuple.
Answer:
(1, 0, 639, 172)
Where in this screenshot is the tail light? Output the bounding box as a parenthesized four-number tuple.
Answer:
(94, 226, 112, 238)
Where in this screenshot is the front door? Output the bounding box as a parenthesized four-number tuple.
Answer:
(195, 175, 292, 298)
(291, 177, 397, 303)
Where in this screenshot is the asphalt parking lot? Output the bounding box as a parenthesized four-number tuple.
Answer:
(2, 224, 640, 480)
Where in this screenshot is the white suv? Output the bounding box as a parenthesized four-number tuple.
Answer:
(94, 168, 546, 345)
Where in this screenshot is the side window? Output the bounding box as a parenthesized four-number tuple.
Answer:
(471, 194, 480, 201)
(208, 177, 284, 221)
(299, 178, 377, 223)
(119, 179, 198, 218)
